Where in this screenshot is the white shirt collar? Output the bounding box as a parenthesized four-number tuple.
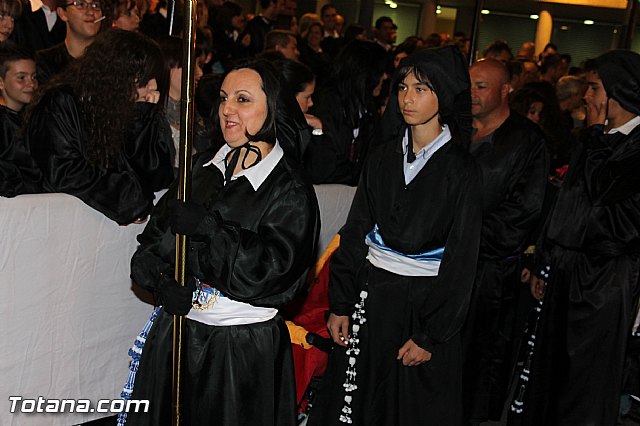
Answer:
(607, 115, 640, 135)
(203, 140, 283, 191)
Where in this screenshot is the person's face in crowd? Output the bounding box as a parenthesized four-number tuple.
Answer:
(556, 59, 569, 79)
(542, 46, 557, 59)
(584, 71, 607, 113)
(0, 59, 38, 111)
(275, 0, 286, 14)
(470, 63, 509, 119)
(307, 24, 323, 48)
(196, 0, 208, 29)
(0, 9, 15, 41)
(231, 13, 246, 31)
(334, 14, 344, 35)
(527, 101, 543, 124)
(377, 21, 395, 45)
(135, 78, 159, 103)
(394, 52, 408, 69)
(114, 2, 140, 31)
(169, 54, 205, 100)
(521, 61, 538, 84)
(59, 0, 103, 40)
(295, 79, 315, 113)
(485, 49, 511, 63)
(372, 73, 386, 98)
(219, 68, 268, 148)
(277, 35, 299, 61)
(582, 70, 630, 127)
(397, 72, 439, 127)
(289, 16, 298, 34)
(321, 6, 337, 32)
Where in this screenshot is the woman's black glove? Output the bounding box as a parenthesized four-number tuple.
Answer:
(169, 200, 208, 237)
(158, 273, 196, 316)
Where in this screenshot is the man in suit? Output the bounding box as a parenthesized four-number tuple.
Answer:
(12, 0, 66, 52)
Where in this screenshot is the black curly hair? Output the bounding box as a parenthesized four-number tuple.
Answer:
(35, 29, 165, 167)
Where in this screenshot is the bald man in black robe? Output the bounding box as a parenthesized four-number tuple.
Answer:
(462, 59, 548, 425)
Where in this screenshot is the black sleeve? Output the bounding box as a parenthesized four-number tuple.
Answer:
(124, 103, 174, 193)
(130, 185, 178, 294)
(480, 131, 549, 257)
(0, 114, 42, 197)
(582, 125, 640, 205)
(328, 156, 376, 316)
(27, 88, 154, 225)
(196, 182, 320, 307)
(411, 161, 483, 353)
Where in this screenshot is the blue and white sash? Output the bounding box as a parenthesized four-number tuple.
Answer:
(365, 225, 444, 276)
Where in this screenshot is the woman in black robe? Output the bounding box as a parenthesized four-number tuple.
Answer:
(308, 45, 482, 426)
(26, 29, 173, 225)
(515, 50, 640, 426)
(123, 59, 320, 426)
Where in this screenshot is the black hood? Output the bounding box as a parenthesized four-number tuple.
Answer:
(379, 45, 472, 146)
(594, 49, 640, 116)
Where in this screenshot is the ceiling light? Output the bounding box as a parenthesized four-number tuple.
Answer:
(530, 14, 539, 20)
(560, 25, 569, 30)
(389, 2, 397, 8)
(481, 9, 490, 14)
(584, 19, 594, 25)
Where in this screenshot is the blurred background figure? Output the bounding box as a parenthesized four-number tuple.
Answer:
(0, 0, 20, 42)
(108, 0, 141, 31)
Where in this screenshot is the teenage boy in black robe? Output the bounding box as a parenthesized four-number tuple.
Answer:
(462, 58, 548, 425)
(520, 49, 640, 426)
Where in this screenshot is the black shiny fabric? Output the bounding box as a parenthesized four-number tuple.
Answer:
(26, 85, 174, 225)
(303, 85, 376, 186)
(461, 112, 549, 422)
(309, 135, 483, 425)
(127, 311, 297, 426)
(128, 150, 320, 425)
(0, 106, 42, 197)
(518, 124, 640, 426)
(35, 42, 74, 85)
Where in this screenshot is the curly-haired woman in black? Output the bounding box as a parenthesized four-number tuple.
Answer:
(26, 29, 174, 224)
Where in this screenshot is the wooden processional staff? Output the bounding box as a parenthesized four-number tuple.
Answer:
(171, 0, 198, 423)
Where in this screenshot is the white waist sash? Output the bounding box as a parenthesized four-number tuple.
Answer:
(186, 281, 277, 326)
(364, 225, 443, 277)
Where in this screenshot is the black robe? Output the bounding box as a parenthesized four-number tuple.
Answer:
(0, 105, 42, 197)
(462, 112, 549, 422)
(309, 134, 482, 426)
(35, 43, 74, 85)
(518, 123, 640, 426)
(26, 85, 174, 225)
(127, 150, 320, 426)
(304, 86, 376, 186)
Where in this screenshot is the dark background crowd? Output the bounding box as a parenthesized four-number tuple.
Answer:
(1, 0, 639, 425)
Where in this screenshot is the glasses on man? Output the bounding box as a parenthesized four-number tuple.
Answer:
(65, 1, 102, 10)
